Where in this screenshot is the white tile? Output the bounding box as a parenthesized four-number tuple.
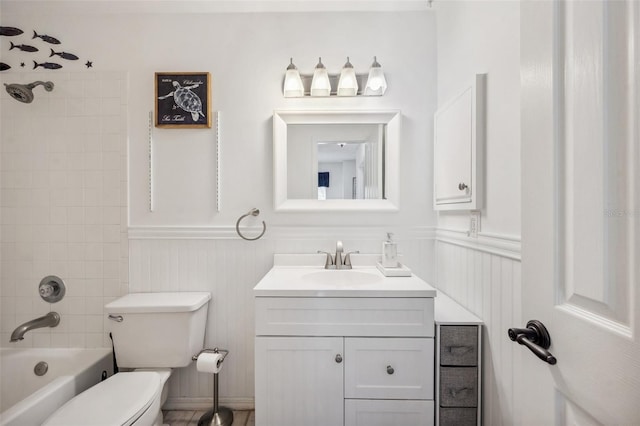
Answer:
(68, 333, 86, 348)
(33, 332, 52, 347)
(85, 297, 104, 315)
(85, 315, 103, 333)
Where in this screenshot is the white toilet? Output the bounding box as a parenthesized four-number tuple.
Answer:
(44, 292, 211, 426)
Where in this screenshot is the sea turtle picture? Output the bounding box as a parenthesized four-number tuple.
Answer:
(158, 81, 205, 122)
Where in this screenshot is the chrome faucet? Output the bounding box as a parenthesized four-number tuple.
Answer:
(10, 312, 60, 342)
(318, 241, 359, 270)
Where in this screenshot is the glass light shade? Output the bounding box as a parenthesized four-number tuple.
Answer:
(337, 57, 358, 96)
(283, 58, 304, 97)
(364, 56, 387, 96)
(310, 57, 331, 97)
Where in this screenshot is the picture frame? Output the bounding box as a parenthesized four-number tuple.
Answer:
(155, 72, 212, 128)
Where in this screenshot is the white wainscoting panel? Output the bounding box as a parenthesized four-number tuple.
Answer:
(129, 226, 435, 408)
(435, 230, 522, 426)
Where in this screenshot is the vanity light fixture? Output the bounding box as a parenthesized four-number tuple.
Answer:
(337, 57, 358, 96)
(310, 57, 331, 97)
(283, 58, 304, 98)
(364, 56, 388, 96)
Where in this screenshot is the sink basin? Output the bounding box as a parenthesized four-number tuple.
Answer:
(302, 270, 383, 286)
(253, 254, 438, 297)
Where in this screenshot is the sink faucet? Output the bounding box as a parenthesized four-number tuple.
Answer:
(318, 241, 359, 270)
(10, 312, 60, 342)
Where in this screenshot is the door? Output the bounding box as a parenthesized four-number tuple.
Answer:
(254, 336, 344, 426)
(520, 1, 639, 425)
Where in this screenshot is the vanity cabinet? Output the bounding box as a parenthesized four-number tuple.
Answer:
(254, 296, 435, 426)
(434, 74, 485, 211)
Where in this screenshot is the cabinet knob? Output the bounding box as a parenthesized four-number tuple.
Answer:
(386, 365, 394, 375)
(458, 182, 468, 191)
(335, 354, 343, 363)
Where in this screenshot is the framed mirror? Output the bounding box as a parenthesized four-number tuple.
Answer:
(274, 110, 400, 212)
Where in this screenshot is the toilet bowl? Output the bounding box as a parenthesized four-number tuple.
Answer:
(43, 292, 211, 426)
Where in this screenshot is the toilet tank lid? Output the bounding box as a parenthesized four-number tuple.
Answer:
(105, 292, 211, 313)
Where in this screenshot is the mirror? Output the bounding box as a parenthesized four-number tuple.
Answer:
(274, 110, 400, 211)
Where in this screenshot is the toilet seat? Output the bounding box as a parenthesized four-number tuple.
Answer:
(43, 372, 161, 426)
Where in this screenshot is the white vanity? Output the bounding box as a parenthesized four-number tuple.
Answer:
(254, 254, 438, 426)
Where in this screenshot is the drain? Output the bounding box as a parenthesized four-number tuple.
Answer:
(34, 361, 48, 376)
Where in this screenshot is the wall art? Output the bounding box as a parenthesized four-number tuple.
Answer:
(155, 72, 211, 128)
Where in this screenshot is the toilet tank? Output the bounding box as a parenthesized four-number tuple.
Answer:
(105, 292, 211, 368)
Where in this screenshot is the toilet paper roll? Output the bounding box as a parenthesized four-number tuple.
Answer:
(196, 352, 224, 374)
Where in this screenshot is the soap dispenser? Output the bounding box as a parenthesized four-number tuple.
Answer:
(381, 232, 398, 268)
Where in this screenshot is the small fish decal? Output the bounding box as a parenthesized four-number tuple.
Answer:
(0, 27, 23, 37)
(0, 63, 11, 71)
(33, 60, 62, 70)
(49, 48, 79, 61)
(10, 42, 38, 52)
(33, 31, 60, 45)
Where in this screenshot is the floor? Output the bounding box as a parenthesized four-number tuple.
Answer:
(163, 410, 255, 426)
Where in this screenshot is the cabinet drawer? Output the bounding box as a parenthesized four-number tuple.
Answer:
(345, 337, 434, 400)
(439, 407, 477, 426)
(256, 297, 434, 337)
(440, 367, 478, 407)
(345, 399, 434, 426)
(439, 326, 478, 366)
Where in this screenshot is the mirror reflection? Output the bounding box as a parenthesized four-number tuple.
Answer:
(287, 123, 385, 200)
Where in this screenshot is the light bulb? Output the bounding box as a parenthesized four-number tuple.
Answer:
(283, 58, 304, 98)
(364, 56, 387, 96)
(337, 57, 358, 96)
(310, 57, 331, 97)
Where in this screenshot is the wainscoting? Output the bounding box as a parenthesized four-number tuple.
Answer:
(435, 228, 521, 426)
(129, 226, 435, 410)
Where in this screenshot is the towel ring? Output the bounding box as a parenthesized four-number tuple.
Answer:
(236, 208, 266, 241)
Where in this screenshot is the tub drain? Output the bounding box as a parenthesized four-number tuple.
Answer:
(34, 361, 48, 376)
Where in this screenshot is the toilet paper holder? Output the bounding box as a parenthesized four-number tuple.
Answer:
(192, 348, 233, 426)
(193, 347, 229, 366)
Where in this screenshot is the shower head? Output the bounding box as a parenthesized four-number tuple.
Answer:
(4, 81, 54, 103)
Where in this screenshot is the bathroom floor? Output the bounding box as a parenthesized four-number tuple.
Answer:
(163, 410, 255, 426)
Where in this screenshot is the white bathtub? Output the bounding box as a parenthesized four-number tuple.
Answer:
(0, 348, 113, 426)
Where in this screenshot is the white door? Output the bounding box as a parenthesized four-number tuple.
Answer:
(520, 1, 640, 425)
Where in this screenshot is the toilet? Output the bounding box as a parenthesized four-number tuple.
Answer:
(44, 292, 211, 426)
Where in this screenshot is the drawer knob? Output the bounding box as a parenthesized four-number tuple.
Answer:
(458, 182, 468, 191)
(335, 354, 343, 364)
(386, 365, 394, 375)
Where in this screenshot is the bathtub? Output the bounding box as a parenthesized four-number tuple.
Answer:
(0, 348, 113, 426)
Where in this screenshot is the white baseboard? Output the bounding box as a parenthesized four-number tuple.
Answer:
(163, 397, 255, 411)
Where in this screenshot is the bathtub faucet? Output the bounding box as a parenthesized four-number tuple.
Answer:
(10, 312, 60, 342)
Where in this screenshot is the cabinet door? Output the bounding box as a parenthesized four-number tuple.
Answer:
(255, 336, 344, 426)
(434, 74, 485, 210)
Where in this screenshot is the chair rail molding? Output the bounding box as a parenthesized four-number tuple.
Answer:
(435, 228, 521, 261)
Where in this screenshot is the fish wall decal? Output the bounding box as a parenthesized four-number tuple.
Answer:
(33, 60, 62, 70)
(0, 27, 23, 37)
(10, 42, 39, 52)
(49, 48, 79, 60)
(0, 63, 11, 71)
(33, 31, 61, 45)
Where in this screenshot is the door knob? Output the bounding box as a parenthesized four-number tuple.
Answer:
(458, 182, 468, 191)
(508, 320, 557, 365)
(335, 354, 342, 363)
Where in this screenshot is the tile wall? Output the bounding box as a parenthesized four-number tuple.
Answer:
(0, 71, 128, 348)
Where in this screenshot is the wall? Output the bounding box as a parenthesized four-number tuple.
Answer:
(435, 1, 521, 425)
(1, 2, 437, 408)
(0, 71, 129, 348)
(436, 0, 520, 237)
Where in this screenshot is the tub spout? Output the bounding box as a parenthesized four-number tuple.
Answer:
(10, 312, 60, 342)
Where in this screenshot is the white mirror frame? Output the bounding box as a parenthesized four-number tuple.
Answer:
(274, 110, 400, 212)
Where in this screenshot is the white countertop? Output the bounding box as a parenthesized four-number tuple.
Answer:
(253, 254, 437, 298)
